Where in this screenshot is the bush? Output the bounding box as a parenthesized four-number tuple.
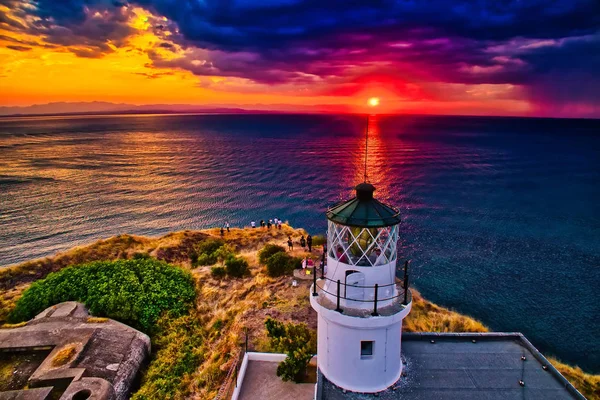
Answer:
(196, 253, 216, 266)
(196, 238, 225, 255)
(192, 238, 225, 266)
(265, 317, 316, 383)
(277, 347, 314, 382)
(311, 235, 326, 246)
(265, 253, 301, 277)
(225, 256, 248, 278)
(214, 244, 235, 265)
(9, 259, 196, 334)
(210, 266, 226, 278)
(258, 244, 286, 265)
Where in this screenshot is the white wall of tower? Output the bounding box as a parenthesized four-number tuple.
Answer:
(311, 296, 412, 393)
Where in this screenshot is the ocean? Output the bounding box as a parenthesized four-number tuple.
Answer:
(0, 113, 598, 371)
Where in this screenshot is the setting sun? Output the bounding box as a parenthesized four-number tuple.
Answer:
(368, 97, 380, 107)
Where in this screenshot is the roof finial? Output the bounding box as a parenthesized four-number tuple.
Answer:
(364, 115, 369, 183)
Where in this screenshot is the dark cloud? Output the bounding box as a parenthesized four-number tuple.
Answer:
(133, 70, 175, 79)
(6, 44, 32, 51)
(2, 0, 136, 57)
(2, 0, 600, 112)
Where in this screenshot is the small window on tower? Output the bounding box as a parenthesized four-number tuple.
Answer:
(360, 341, 374, 359)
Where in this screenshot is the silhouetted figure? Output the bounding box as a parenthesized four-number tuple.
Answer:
(260, 219, 265, 228)
(287, 236, 293, 251)
(220, 227, 225, 237)
(300, 235, 306, 249)
(307, 234, 313, 252)
(267, 221, 272, 229)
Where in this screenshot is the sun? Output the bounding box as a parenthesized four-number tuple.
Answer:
(368, 97, 380, 107)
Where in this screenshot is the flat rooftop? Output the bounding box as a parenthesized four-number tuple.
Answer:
(238, 360, 314, 400)
(234, 333, 584, 400)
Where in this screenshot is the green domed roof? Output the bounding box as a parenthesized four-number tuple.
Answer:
(326, 183, 401, 227)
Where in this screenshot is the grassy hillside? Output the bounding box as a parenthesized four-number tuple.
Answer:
(1, 226, 597, 399)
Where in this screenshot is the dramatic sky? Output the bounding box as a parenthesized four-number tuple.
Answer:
(1, 0, 599, 116)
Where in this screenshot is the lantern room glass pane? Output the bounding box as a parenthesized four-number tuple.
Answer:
(327, 220, 398, 266)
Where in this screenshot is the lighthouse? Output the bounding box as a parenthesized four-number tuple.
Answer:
(310, 180, 412, 397)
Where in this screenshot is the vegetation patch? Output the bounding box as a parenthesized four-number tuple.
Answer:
(9, 259, 196, 334)
(311, 235, 326, 246)
(210, 266, 227, 278)
(265, 252, 301, 277)
(265, 317, 316, 383)
(258, 244, 286, 264)
(52, 345, 77, 367)
(0, 322, 26, 329)
(132, 312, 205, 400)
(550, 358, 600, 400)
(86, 317, 108, 323)
(404, 290, 488, 333)
(191, 238, 226, 266)
(225, 256, 249, 278)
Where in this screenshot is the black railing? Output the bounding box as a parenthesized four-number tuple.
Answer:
(313, 260, 412, 316)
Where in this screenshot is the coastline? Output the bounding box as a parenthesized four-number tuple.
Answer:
(1, 225, 598, 399)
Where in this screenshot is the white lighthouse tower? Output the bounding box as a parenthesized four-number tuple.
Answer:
(310, 181, 412, 397)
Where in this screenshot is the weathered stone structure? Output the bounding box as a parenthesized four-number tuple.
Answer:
(0, 302, 150, 400)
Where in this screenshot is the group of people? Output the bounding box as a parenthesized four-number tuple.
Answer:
(219, 222, 231, 236)
(287, 234, 313, 252)
(251, 218, 283, 230)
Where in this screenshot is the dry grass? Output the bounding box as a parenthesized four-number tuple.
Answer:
(51, 345, 77, 367)
(0, 322, 27, 329)
(86, 317, 108, 323)
(404, 289, 488, 333)
(550, 358, 600, 400)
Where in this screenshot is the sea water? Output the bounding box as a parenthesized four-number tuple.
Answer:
(0, 113, 598, 371)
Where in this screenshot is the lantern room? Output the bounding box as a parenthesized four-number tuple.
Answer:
(326, 182, 400, 267)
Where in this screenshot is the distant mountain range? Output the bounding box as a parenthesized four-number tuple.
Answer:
(0, 102, 292, 117)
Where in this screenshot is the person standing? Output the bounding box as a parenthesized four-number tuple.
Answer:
(226, 222, 230, 232)
(300, 235, 306, 249)
(307, 234, 313, 252)
(220, 226, 225, 237)
(278, 221, 282, 230)
(260, 219, 265, 228)
(287, 236, 293, 251)
(251, 221, 256, 228)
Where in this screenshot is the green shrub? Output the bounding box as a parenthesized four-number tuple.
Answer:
(277, 347, 314, 382)
(265, 317, 286, 338)
(196, 238, 225, 255)
(132, 252, 151, 260)
(196, 253, 216, 266)
(9, 259, 196, 334)
(265, 317, 316, 383)
(214, 245, 235, 265)
(258, 244, 286, 265)
(192, 238, 225, 266)
(225, 256, 248, 278)
(265, 253, 301, 277)
(311, 235, 326, 246)
(210, 266, 226, 278)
